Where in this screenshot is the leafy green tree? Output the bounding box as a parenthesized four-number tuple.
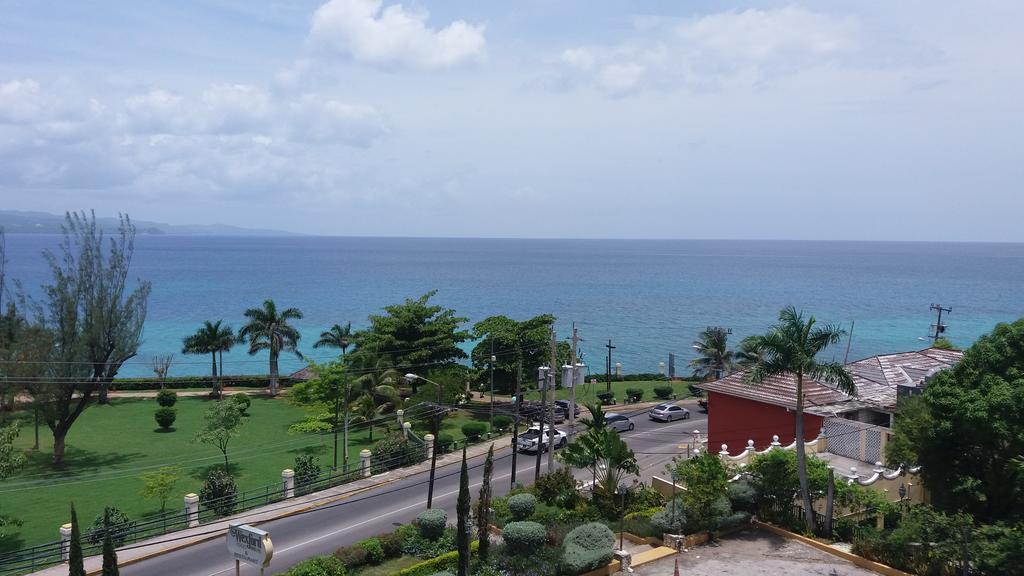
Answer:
(471, 314, 558, 393)
(744, 306, 854, 531)
(476, 444, 494, 561)
(69, 503, 85, 576)
(350, 392, 382, 442)
(356, 290, 469, 368)
(140, 467, 180, 513)
(193, 401, 245, 471)
(669, 450, 731, 532)
(25, 212, 151, 463)
(101, 508, 119, 576)
(0, 422, 25, 479)
(560, 403, 639, 506)
(889, 317, 1024, 522)
(182, 320, 235, 397)
(239, 299, 303, 396)
(314, 322, 354, 355)
(456, 445, 471, 576)
(689, 327, 734, 380)
(747, 449, 829, 507)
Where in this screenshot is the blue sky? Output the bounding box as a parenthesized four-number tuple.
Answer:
(1, 0, 1021, 240)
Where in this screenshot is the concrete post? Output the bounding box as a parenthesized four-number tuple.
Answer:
(396, 409, 404, 426)
(614, 550, 633, 573)
(402, 421, 412, 439)
(719, 444, 730, 457)
(424, 433, 435, 461)
(184, 493, 200, 528)
(770, 434, 781, 448)
(60, 523, 73, 561)
(360, 449, 372, 478)
(282, 468, 295, 499)
(817, 430, 828, 453)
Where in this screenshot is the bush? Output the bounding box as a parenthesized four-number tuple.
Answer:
(502, 521, 546, 555)
(392, 541, 478, 576)
(378, 529, 406, 558)
(86, 507, 135, 546)
(200, 469, 237, 517)
(596, 391, 615, 405)
(283, 555, 347, 576)
(492, 415, 512, 432)
(360, 537, 385, 565)
(563, 522, 616, 574)
(626, 485, 665, 513)
(651, 508, 687, 535)
(727, 480, 758, 514)
(373, 433, 426, 473)
(333, 545, 367, 570)
(230, 392, 251, 414)
(507, 493, 537, 520)
(653, 385, 674, 400)
(156, 389, 177, 407)
(534, 468, 578, 506)
(436, 433, 455, 453)
(414, 509, 448, 540)
(625, 388, 644, 402)
(154, 407, 177, 430)
(294, 455, 321, 490)
(718, 511, 752, 530)
(461, 421, 488, 442)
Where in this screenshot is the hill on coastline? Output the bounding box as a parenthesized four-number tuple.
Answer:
(0, 210, 296, 236)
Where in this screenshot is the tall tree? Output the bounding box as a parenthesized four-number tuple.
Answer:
(689, 326, 734, 380)
(356, 290, 469, 368)
(350, 392, 381, 442)
(239, 300, 303, 396)
(744, 306, 854, 531)
(734, 335, 764, 368)
(476, 444, 494, 561)
(26, 212, 151, 464)
(471, 314, 558, 393)
(314, 322, 354, 355)
(456, 444, 471, 576)
(69, 503, 85, 576)
(182, 320, 234, 397)
(101, 508, 119, 576)
(193, 401, 245, 471)
(559, 403, 639, 503)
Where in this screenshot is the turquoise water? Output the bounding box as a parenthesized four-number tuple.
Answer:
(4, 236, 1023, 378)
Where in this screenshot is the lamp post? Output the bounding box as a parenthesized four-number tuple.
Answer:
(407, 373, 443, 508)
(670, 469, 678, 529)
(616, 482, 628, 551)
(489, 342, 496, 433)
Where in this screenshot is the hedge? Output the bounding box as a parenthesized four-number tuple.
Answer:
(154, 407, 177, 430)
(281, 555, 347, 576)
(625, 388, 644, 402)
(461, 421, 487, 442)
(414, 509, 448, 540)
(652, 385, 674, 400)
(393, 541, 478, 576)
(507, 493, 537, 520)
(502, 521, 546, 555)
(563, 522, 615, 574)
(108, 375, 297, 391)
(156, 389, 177, 407)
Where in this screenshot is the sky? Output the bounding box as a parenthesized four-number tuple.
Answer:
(0, 0, 1021, 240)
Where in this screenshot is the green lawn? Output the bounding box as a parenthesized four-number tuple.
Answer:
(521, 379, 693, 406)
(354, 555, 421, 575)
(0, 397, 406, 550)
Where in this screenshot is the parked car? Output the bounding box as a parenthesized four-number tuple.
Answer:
(521, 401, 566, 423)
(554, 399, 581, 418)
(604, 412, 635, 432)
(516, 425, 567, 453)
(648, 403, 690, 422)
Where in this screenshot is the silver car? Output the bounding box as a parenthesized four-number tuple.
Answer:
(604, 412, 635, 432)
(649, 403, 690, 422)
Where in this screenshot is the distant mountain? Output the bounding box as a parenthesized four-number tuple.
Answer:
(0, 210, 297, 236)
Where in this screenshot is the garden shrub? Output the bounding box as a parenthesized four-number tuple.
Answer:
(156, 389, 177, 407)
(491, 415, 512, 432)
(154, 407, 177, 430)
(718, 511, 752, 530)
(625, 388, 643, 402)
(563, 522, 615, 574)
(86, 507, 135, 546)
(359, 537, 385, 565)
(534, 468, 578, 506)
(653, 385, 674, 399)
(486, 545, 563, 576)
(230, 392, 251, 414)
(461, 421, 488, 442)
(200, 469, 237, 517)
(378, 528, 406, 558)
(626, 484, 665, 513)
(402, 527, 456, 559)
(393, 541, 478, 576)
(436, 433, 455, 453)
(283, 555, 347, 576)
(507, 493, 537, 520)
(333, 545, 367, 570)
(502, 521, 546, 555)
(414, 509, 448, 540)
(373, 433, 425, 473)
(650, 509, 687, 535)
(596, 391, 615, 404)
(294, 455, 321, 490)
(727, 480, 758, 514)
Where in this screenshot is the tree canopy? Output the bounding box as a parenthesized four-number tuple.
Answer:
(470, 314, 560, 393)
(356, 290, 470, 368)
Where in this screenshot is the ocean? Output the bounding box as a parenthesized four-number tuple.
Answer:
(3, 235, 1022, 378)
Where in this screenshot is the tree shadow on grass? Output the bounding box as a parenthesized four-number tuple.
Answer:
(0, 533, 25, 555)
(152, 427, 177, 433)
(21, 447, 144, 478)
(287, 444, 328, 457)
(190, 462, 244, 482)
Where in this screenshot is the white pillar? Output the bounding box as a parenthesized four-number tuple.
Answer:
(424, 434, 435, 460)
(396, 409, 404, 426)
(184, 493, 200, 528)
(360, 449, 372, 477)
(60, 523, 73, 561)
(282, 468, 295, 498)
(719, 444, 730, 457)
(402, 421, 412, 439)
(771, 434, 781, 448)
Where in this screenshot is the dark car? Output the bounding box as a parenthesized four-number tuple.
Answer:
(554, 400, 581, 418)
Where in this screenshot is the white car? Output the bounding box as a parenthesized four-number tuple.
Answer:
(604, 413, 635, 432)
(516, 425, 567, 453)
(648, 403, 691, 422)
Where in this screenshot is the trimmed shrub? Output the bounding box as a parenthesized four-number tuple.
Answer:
(653, 385, 674, 400)
(507, 493, 537, 520)
(392, 541, 478, 576)
(727, 480, 758, 514)
(360, 537, 385, 565)
(502, 521, 546, 555)
(563, 522, 616, 574)
(414, 509, 448, 540)
(564, 521, 615, 550)
(491, 415, 512, 432)
(625, 388, 643, 402)
(650, 509, 687, 535)
(156, 389, 177, 407)
(230, 392, 251, 414)
(200, 469, 237, 517)
(283, 555, 347, 576)
(596, 391, 615, 405)
(372, 433, 425, 473)
(86, 507, 135, 546)
(461, 421, 488, 442)
(436, 433, 455, 453)
(294, 455, 321, 490)
(154, 407, 177, 430)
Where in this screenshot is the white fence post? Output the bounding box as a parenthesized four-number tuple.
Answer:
(360, 449, 372, 477)
(282, 468, 295, 498)
(60, 523, 72, 561)
(184, 493, 200, 528)
(403, 421, 412, 439)
(396, 409, 404, 426)
(424, 434, 435, 461)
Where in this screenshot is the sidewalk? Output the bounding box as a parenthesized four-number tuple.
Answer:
(30, 435, 506, 576)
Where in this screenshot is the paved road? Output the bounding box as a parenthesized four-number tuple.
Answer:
(122, 408, 707, 576)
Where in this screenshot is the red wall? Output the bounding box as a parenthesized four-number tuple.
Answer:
(707, 392, 824, 455)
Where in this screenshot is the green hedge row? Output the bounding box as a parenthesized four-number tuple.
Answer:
(109, 375, 297, 391)
(393, 541, 478, 576)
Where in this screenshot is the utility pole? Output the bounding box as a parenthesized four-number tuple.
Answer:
(929, 304, 951, 342)
(534, 364, 547, 482)
(511, 356, 521, 488)
(569, 323, 579, 441)
(547, 329, 557, 473)
(489, 340, 495, 432)
(427, 380, 442, 508)
(605, 339, 615, 394)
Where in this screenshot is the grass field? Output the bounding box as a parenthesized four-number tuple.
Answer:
(0, 396, 482, 551)
(521, 379, 694, 406)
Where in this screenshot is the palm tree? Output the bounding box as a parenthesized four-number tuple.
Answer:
(183, 320, 234, 397)
(734, 335, 764, 368)
(559, 403, 639, 501)
(745, 306, 855, 531)
(351, 352, 403, 409)
(350, 392, 382, 442)
(689, 327, 734, 380)
(239, 300, 303, 396)
(314, 323, 354, 356)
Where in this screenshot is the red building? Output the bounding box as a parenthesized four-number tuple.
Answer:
(698, 372, 848, 454)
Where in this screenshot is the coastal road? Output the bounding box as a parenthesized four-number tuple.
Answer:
(120, 407, 707, 576)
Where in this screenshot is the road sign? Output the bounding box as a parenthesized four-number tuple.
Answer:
(227, 524, 273, 570)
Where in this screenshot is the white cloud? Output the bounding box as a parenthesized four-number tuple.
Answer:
(287, 94, 389, 146)
(308, 0, 485, 70)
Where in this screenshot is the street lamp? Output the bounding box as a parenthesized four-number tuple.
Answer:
(670, 469, 679, 530)
(406, 373, 443, 508)
(616, 482, 629, 551)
